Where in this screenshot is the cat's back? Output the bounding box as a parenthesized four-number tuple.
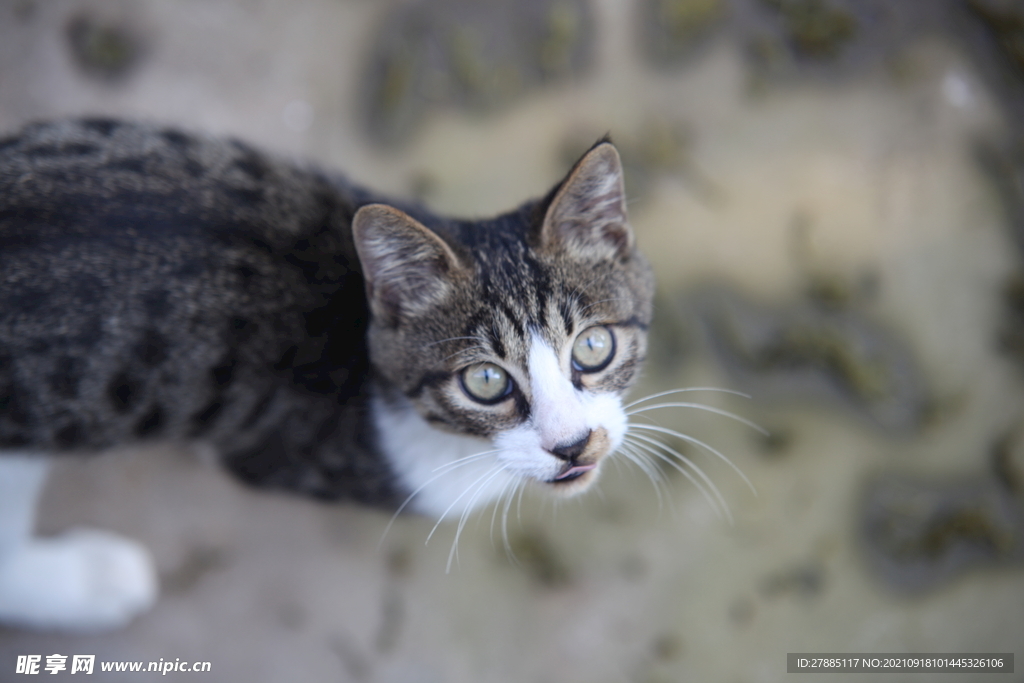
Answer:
(0, 118, 363, 246)
(0, 119, 372, 456)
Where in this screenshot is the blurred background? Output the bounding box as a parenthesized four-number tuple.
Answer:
(1, 0, 1023, 680)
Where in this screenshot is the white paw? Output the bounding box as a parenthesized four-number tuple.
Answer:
(0, 528, 158, 632)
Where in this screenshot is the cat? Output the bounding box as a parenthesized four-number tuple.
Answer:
(0, 118, 656, 632)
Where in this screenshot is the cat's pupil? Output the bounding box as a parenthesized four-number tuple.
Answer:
(460, 362, 511, 403)
(572, 326, 615, 372)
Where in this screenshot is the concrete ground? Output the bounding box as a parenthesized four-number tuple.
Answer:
(1, 0, 1022, 681)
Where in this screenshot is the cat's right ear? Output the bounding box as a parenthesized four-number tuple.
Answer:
(353, 204, 465, 326)
(539, 141, 634, 263)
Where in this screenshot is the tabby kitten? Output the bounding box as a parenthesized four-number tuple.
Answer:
(0, 119, 654, 631)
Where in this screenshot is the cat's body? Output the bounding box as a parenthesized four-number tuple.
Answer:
(1, 119, 425, 506)
(0, 118, 653, 631)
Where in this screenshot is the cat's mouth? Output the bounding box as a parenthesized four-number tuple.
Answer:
(549, 462, 597, 485)
(544, 428, 611, 489)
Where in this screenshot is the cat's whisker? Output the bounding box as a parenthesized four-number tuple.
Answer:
(627, 422, 757, 495)
(608, 453, 625, 476)
(430, 447, 506, 474)
(625, 432, 730, 516)
(623, 387, 752, 410)
(627, 442, 679, 518)
(503, 479, 528, 565)
(378, 447, 510, 549)
(442, 342, 485, 358)
(426, 462, 506, 545)
(378, 476, 449, 550)
(500, 494, 514, 565)
(624, 434, 730, 523)
(447, 465, 510, 573)
(515, 478, 527, 527)
(489, 476, 517, 551)
(439, 345, 490, 365)
(615, 443, 668, 511)
(626, 402, 768, 436)
(612, 443, 641, 483)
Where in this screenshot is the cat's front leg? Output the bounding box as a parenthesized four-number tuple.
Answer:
(0, 455, 158, 632)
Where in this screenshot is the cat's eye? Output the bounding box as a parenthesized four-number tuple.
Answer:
(572, 326, 615, 372)
(460, 362, 513, 404)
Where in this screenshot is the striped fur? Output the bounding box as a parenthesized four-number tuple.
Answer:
(0, 120, 654, 512)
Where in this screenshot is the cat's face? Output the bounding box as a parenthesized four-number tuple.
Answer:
(355, 143, 654, 514)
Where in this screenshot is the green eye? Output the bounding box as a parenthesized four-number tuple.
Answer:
(460, 363, 512, 404)
(572, 326, 615, 372)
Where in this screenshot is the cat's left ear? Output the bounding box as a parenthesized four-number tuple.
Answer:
(540, 141, 634, 262)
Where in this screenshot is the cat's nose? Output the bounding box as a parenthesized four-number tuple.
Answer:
(549, 430, 591, 461)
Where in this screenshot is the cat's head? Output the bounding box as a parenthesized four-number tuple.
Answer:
(354, 141, 654, 513)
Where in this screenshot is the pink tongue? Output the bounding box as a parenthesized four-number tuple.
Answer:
(555, 463, 596, 480)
